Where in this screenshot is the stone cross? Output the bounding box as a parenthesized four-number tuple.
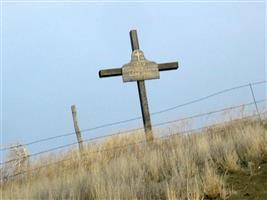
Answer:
(99, 30, 179, 142)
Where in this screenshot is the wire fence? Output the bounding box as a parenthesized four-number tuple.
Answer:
(1, 80, 266, 152)
(1, 98, 266, 166)
(0, 79, 266, 180)
(4, 110, 267, 180)
(0, 80, 266, 167)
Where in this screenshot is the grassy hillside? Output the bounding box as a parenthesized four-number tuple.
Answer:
(1, 117, 267, 200)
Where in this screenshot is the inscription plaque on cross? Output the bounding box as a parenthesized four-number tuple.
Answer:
(99, 30, 179, 142)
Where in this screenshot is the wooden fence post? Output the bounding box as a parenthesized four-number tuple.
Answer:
(71, 105, 84, 153)
(249, 83, 262, 123)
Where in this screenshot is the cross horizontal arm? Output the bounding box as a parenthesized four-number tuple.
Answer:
(158, 62, 179, 71)
(98, 68, 122, 78)
(99, 62, 179, 78)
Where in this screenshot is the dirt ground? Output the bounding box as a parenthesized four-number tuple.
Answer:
(226, 157, 267, 200)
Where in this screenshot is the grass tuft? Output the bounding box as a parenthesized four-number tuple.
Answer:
(1, 117, 266, 199)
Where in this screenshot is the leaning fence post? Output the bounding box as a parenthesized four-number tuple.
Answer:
(249, 83, 262, 123)
(71, 105, 84, 153)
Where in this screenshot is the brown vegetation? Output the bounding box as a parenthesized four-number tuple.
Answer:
(1, 117, 266, 200)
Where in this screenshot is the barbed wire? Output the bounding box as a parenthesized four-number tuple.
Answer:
(1, 98, 266, 166)
(4, 111, 266, 180)
(152, 99, 266, 127)
(1, 80, 266, 152)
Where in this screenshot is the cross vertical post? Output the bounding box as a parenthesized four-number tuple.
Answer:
(130, 30, 154, 142)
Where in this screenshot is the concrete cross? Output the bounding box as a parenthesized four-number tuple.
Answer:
(99, 30, 179, 142)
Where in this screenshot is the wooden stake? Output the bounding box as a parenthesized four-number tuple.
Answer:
(71, 105, 84, 152)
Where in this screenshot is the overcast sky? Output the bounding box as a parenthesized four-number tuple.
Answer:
(1, 2, 266, 155)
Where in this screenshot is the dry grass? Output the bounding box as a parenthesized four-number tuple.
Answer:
(1, 117, 266, 200)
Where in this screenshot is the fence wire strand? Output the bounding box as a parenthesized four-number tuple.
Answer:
(4, 111, 266, 180)
(1, 98, 266, 166)
(1, 80, 266, 152)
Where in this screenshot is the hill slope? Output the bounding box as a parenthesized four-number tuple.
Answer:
(1, 118, 267, 200)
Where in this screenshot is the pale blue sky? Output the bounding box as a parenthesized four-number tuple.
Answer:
(1, 2, 266, 154)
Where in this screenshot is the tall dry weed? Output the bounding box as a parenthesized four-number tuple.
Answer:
(1, 118, 266, 199)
